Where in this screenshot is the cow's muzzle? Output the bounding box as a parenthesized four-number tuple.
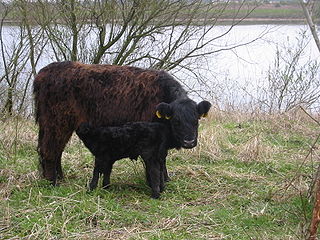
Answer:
(182, 139, 196, 149)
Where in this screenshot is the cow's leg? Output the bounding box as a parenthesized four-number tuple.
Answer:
(56, 152, 63, 180)
(145, 158, 161, 199)
(102, 158, 114, 189)
(38, 124, 73, 185)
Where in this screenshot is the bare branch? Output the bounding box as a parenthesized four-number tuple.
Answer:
(299, 0, 320, 53)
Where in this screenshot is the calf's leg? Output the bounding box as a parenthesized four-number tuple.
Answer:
(159, 150, 168, 192)
(163, 158, 170, 182)
(102, 159, 115, 189)
(159, 160, 165, 193)
(89, 159, 101, 190)
(145, 158, 161, 199)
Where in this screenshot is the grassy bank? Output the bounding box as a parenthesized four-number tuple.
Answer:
(217, 3, 308, 24)
(223, 3, 304, 18)
(0, 110, 319, 239)
(0, 2, 311, 26)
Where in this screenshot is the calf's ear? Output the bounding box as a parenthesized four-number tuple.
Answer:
(156, 102, 172, 120)
(197, 101, 211, 118)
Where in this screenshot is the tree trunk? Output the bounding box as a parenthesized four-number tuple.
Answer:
(299, 0, 320, 53)
(3, 86, 13, 116)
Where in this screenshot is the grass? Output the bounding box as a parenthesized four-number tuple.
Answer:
(0, 109, 319, 239)
(222, 4, 304, 19)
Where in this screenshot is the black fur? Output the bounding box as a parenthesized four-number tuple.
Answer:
(156, 99, 212, 149)
(76, 122, 178, 199)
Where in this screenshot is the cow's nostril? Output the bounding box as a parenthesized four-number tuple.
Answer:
(182, 139, 196, 149)
(184, 139, 195, 145)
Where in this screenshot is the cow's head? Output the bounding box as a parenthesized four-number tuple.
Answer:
(156, 99, 211, 149)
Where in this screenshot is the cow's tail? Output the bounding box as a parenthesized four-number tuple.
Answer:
(33, 76, 41, 124)
(33, 76, 43, 172)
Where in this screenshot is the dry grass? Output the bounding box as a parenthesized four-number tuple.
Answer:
(0, 109, 319, 239)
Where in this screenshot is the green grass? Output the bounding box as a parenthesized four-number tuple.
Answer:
(0, 112, 318, 239)
(210, 2, 303, 18)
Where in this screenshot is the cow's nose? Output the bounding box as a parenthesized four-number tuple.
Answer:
(183, 139, 196, 148)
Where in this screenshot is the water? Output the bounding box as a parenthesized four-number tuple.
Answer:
(167, 24, 320, 112)
(174, 25, 319, 105)
(1, 24, 319, 112)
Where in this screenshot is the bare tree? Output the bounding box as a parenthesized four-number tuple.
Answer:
(0, 3, 29, 116)
(32, 0, 90, 62)
(299, 0, 320, 53)
(263, 31, 320, 113)
(34, 0, 261, 68)
(1, 0, 264, 116)
(0, 0, 47, 117)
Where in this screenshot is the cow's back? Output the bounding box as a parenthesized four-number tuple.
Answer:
(34, 61, 186, 128)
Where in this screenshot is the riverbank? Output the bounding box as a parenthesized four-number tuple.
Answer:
(216, 17, 306, 25)
(217, 2, 315, 25)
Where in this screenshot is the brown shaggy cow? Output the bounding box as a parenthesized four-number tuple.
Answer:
(34, 61, 211, 185)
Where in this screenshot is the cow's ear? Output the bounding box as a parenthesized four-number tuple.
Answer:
(156, 103, 172, 120)
(197, 101, 211, 118)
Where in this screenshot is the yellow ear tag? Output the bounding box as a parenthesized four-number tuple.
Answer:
(156, 111, 162, 119)
(201, 113, 208, 118)
(165, 115, 171, 120)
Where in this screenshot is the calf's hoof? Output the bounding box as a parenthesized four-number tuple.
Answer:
(164, 175, 171, 182)
(89, 182, 98, 191)
(160, 184, 165, 193)
(151, 192, 160, 199)
(48, 178, 58, 187)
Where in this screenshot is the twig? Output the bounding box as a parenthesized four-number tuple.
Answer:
(299, 106, 320, 126)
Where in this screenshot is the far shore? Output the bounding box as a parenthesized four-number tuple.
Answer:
(0, 18, 312, 26)
(216, 18, 308, 25)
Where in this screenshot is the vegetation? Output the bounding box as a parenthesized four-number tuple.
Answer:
(0, 110, 318, 239)
(220, 3, 305, 20)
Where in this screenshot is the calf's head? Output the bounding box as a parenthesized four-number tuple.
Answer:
(156, 99, 211, 149)
(76, 123, 91, 136)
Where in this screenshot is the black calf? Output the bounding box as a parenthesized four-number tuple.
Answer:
(76, 122, 175, 199)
